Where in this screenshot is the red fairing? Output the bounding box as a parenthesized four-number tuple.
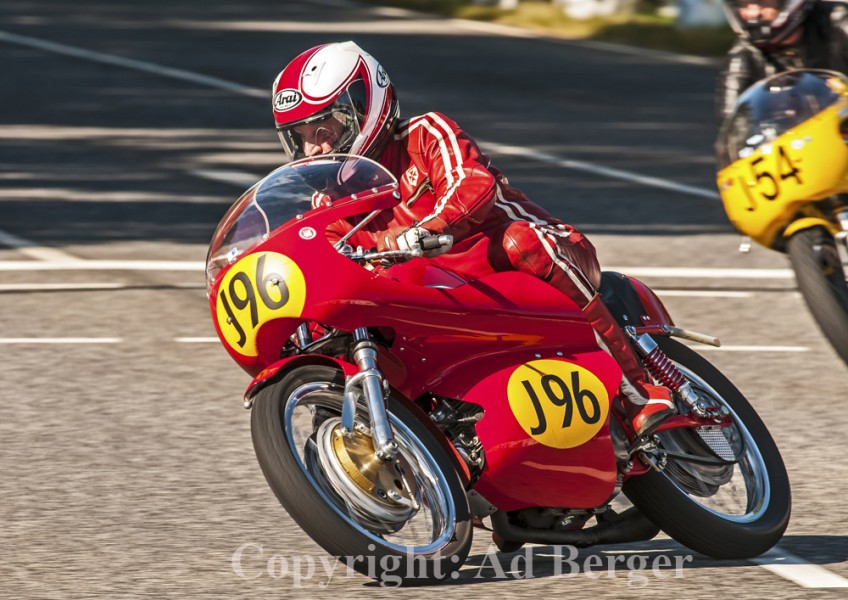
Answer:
(464, 349, 621, 510)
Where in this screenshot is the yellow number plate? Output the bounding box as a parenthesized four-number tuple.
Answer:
(215, 252, 306, 357)
(507, 359, 610, 449)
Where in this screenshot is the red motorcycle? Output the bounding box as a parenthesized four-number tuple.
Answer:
(206, 155, 790, 582)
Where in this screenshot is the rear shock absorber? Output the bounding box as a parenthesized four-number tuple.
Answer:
(625, 327, 710, 418)
(642, 344, 687, 390)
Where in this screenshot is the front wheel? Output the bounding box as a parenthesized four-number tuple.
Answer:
(623, 338, 791, 559)
(786, 226, 848, 364)
(251, 365, 472, 584)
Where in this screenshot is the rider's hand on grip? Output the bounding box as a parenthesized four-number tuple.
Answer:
(380, 226, 453, 257)
(394, 227, 429, 253)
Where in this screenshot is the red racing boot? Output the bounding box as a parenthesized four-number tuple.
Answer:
(583, 294, 676, 437)
(619, 379, 676, 437)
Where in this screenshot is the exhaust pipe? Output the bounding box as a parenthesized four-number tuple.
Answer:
(491, 507, 659, 548)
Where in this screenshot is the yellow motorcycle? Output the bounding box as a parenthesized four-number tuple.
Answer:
(716, 69, 848, 365)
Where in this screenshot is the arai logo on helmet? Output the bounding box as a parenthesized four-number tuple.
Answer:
(274, 89, 303, 112)
(376, 65, 389, 88)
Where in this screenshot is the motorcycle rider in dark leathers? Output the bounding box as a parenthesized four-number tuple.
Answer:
(716, 0, 848, 120)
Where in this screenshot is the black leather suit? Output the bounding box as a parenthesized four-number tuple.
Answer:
(716, 0, 848, 120)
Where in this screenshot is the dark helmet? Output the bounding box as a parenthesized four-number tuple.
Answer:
(722, 0, 814, 48)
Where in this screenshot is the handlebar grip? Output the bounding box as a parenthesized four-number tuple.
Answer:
(420, 234, 453, 251)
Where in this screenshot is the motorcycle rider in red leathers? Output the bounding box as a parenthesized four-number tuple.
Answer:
(271, 41, 674, 437)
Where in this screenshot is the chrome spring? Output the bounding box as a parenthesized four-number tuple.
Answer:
(642, 346, 687, 391)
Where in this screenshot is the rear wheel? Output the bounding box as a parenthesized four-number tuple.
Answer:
(251, 365, 472, 584)
(786, 226, 848, 364)
(623, 338, 791, 559)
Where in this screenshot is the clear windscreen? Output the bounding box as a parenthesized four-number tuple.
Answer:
(205, 155, 397, 290)
(716, 69, 848, 169)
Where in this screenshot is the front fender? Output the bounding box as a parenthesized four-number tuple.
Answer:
(783, 217, 840, 240)
(243, 354, 359, 403)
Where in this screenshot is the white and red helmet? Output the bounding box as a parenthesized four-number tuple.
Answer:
(272, 41, 399, 163)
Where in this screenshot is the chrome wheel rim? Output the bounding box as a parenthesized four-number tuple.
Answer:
(283, 382, 458, 554)
(657, 364, 770, 523)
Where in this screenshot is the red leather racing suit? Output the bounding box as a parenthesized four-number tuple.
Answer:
(326, 112, 601, 307)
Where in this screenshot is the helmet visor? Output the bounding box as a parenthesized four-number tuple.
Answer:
(726, 0, 806, 44)
(276, 91, 361, 164)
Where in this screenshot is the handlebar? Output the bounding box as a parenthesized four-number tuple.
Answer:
(340, 234, 454, 263)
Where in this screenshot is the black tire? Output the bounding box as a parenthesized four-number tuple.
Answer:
(623, 338, 791, 559)
(786, 226, 848, 364)
(251, 365, 472, 584)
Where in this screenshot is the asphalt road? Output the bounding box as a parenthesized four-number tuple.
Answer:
(2, 1, 847, 598)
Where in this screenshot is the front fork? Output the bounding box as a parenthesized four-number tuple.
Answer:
(340, 327, 398, 461)
(833, 207, 848, 268)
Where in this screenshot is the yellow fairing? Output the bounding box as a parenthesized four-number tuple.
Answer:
(716, 103, 848, 248)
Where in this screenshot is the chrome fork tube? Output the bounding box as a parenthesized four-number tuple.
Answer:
(341, 327, 398, 461)
(296, 322, 313, 347)
(833, 208, 848, 268)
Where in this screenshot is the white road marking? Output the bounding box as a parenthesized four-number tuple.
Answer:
(0, 259, 797, 282)
(0, 30, 265, 98)
(0, 338, 122, 344)
(480, 142, 720, 200)
(170, 18, 482, 35)
(182, 343, 808, 357)
(0, 334, 810, 354)
(0, 260, 205, 271)
(0, 283, 125, 291)
(0, 258, 796, 282)
(653, 290, 754, 298)
(0, 282, 205, 291)
(0, 228, 82, 262)
(753, 548, 848, 588)
(693, 345, 809, 352)
(173, 340, 804, 352)
(606, 266, 794, 279)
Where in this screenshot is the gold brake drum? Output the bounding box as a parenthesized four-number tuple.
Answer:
(315, 418, 421, 534)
